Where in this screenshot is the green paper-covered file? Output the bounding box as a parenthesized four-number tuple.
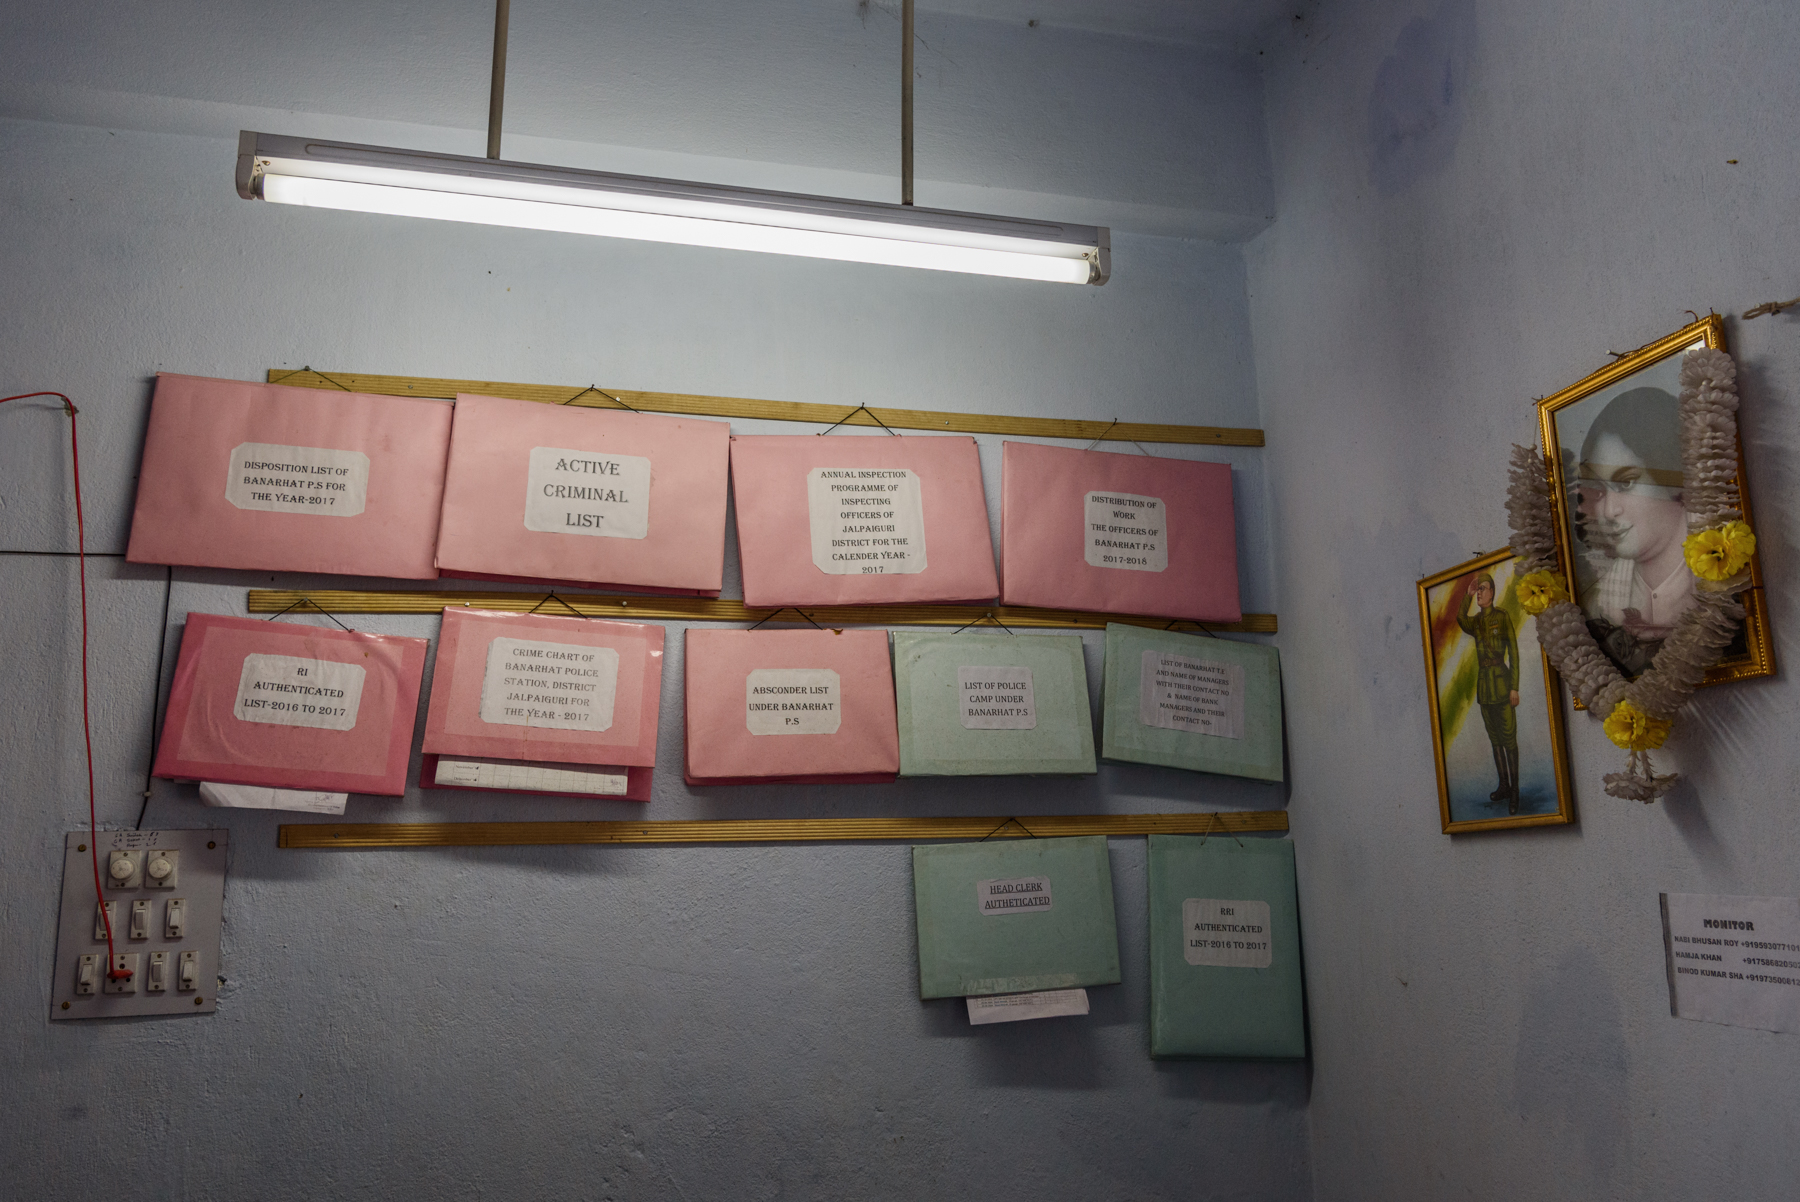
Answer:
(1101, 623, 1284, 782)
(893, 631, 1097, 776)
(912, 836, 1121, 1000)
(1148, 835, 1305, 1059)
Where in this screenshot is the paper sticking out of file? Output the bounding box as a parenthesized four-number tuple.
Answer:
(198, 782, 349, 814)
(966, 989, 1091, 1025)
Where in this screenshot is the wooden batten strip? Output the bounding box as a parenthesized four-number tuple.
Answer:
(246, 589, 1278, 635)
(264, 368, 1265, 448)
(277, 811, 1289, 850)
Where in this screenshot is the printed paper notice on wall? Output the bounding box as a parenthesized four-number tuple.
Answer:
(225, 443, 369, 517)
(807, 468, 927, 575)
(479, 637, 619, 731)
(1661, 892, 1800, 1036)
(523, 446, 652, 538)
(958, 666, 1036, 730)
(1182, 898, 1272, 967)
(977, 876, 1053, 915)
(1084, 491, 1167, 572)
(233, 654, 366, 731)
(745, 668, 842, 735)
(1140, 652, 1244, 739)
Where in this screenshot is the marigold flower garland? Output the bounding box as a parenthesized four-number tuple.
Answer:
(1504, 346, 1753, 802)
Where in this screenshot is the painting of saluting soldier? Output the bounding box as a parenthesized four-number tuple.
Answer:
(1418, 550, 1574, 833)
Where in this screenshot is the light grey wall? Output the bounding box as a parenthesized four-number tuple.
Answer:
(0, 5, 1306, 1199)
(1248, 2, 1800, 1199)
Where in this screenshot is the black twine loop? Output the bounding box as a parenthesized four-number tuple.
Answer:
(272, 366, 353, 392)
(1196, 811, 1244, 849)
(525, 591, 591, 621)
(980, 817, 1037, 841)
(263, 595, 356, 633)
(1072, 415, 1116, 448)
(748, 606, 824, 631)
(1165, 618, 1219, 639)
(561, 384, 638, 412)
(951, 611, 1015, 635)
(818, 404, 897, 436)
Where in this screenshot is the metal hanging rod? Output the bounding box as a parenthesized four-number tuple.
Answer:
(488, 0, 510, 160)
(902, 0, 915, 205)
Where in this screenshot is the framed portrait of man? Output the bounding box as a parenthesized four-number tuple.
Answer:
(1418, 549, 1575, 833)
(1536, 315, 1773, 686)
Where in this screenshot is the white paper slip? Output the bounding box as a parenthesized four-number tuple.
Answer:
(198, 782, 349, 814)
(434, 757, 629, 797)
(226, 442, 369, 517)
(479, 637, 619, 731)
(1140, 652, 1244, 740)
(1083, 490, 1167, 572)
(958, 666, 1036, 730)
(806, 467, 927, 575)
(966, 989, 1091, 1025)
(745, 668, 842, 735)
(1662, 892, 1800, 1035)
(523, 446, 652, 538)
(232, 654, 366, 731)
(1183, 898, 1273, 967)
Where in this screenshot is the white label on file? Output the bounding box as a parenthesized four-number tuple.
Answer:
(480, 638, 619, 731)
(524, 446, 652, 538)
(1084, 490, 1167, 571)
(977, 876, 1053, 915)
(807, 468, 927, 575)
(958, 666, 1036, 730)
(745, 668, 842, 735)
(226, 443, 369, 516)
(1140, 652, 1243, 739)
(1183, 898, 1272, 967)
(232, 655, 366, 730)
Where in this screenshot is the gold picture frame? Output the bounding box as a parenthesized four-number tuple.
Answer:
(1536, 315, 1773, 688)
(1418, 548, 1576, 834)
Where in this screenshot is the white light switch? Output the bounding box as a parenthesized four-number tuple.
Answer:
(146, 951, 169, 993)
(164, 898, 186, 940)
(144, 849, 179, 889)
(177, 951, 199, 993)
(103, 953, 139, 995)
(129, 900, 151, 940)
(75, 954, 99, 996)
(94, 901, 117, 941)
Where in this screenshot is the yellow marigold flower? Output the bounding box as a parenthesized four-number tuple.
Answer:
(1517, 570, 1569, 616)
(1684, 520, 1757, 582)
(1603, 700, 1672, 751)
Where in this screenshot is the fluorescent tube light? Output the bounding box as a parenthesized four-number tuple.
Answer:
(237, 132, 1109, 285)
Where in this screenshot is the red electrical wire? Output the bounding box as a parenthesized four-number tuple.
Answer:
(1, 392, 128, 981)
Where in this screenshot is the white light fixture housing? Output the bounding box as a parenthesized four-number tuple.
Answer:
(236, 132, 1110, 285)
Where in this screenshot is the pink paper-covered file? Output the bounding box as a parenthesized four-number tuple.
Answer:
(999, 442, 1241, 623)
(684, 628, 900, 785)
(419, 608, 664, 801)
(126, 373, 452, 579)
(153, 613, 429, 796)
(729, 434, 999, 607)
(434, 393, 730, 596)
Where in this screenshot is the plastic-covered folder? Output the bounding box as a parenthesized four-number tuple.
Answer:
(1148, 835, 1305, 1059)
(892, 631, 1096, 776)
(1100, 623, 1284, 781)
(912, 836, 1121, 1000)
